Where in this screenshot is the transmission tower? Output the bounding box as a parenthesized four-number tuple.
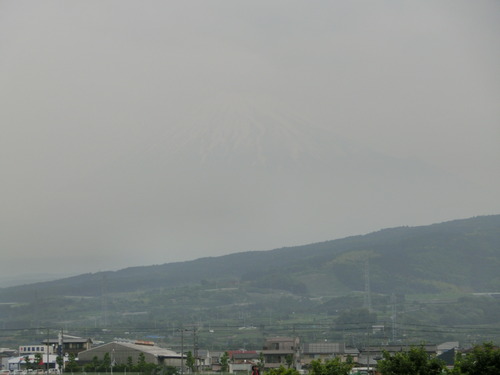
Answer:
(101, 274, 108, 326)
(364, 259, 372, 312)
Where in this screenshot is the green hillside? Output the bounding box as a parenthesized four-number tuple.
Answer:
(0, 215, 499, 348)
(2, 215, 499, 300)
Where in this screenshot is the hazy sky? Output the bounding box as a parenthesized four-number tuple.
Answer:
(1, 1, 499, 282)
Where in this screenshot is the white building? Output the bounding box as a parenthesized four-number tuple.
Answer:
(8, 354, 63, 372)
(19, 345, 55, 356)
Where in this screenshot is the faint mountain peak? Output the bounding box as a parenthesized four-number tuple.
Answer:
(165, 94, 357, 166)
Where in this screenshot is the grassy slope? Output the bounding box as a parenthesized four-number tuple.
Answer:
(1, 215, 499, 301)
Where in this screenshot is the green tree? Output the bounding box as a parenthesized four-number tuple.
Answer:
(185, 351, 195, 373)
(34, 353, 44, 370)
(452, 342, 500, 375)
(102, 353, 112, 372)
(65, 353, 80, 373)
(266, 365, 300, 375)
(84, 356, 101, 372)
(159, 365, 179, 375)
(128, 352, 159, 375)
(377, 346, 445, 375)
(257, 352, 265, 369)
(56, 356, 64, 372)
(113, 363, 128, 373)
(24, 356, 34, 371)
(143, 363, 160, 375)
(309, 357, 354, 375)
(285, 354, 294, 369)
(136, 352, 147, 373)
(127, 356, 134, 371)
(220, 352, 230, 373)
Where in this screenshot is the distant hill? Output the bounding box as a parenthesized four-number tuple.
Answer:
(1, 215, 499, 302)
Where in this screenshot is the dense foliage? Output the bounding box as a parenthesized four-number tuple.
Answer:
(452, 343, 500, 375)
(219, 352, 230, 373)
(309, 357, 354, 375)
(377, 343, 500, 375)
(377, 346, 445, 375)
(266, 366, 300, 375)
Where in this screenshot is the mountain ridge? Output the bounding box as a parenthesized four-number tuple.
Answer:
(1, 215, 498, 300)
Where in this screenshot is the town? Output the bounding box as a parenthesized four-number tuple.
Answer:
(1, 331, 497, 375)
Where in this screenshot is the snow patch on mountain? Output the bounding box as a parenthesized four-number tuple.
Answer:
(162, 95, 363, 167)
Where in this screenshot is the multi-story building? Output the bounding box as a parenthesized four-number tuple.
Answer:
(262, 337, 299, 369)
(19, 344, 54, 356)
(41, 335, 92, 357)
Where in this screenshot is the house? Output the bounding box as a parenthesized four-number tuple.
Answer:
(344, 347, 360, 363)
(262, 337, 299, 369)
(437, 347, 456, 369)
(227, 350, 260, 373)
(436, 342, 459, 355)
(78, 341, 182, 368)
(41, 335, 92, 357)
(208, 351, 224, 372)
(196, 349, 213, 370)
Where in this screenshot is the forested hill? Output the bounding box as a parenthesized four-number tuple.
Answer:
(1, 215, 499, 301)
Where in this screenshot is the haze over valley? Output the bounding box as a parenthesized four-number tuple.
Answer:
(0, 1, 499, 284)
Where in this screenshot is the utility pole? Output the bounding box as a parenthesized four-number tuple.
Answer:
(193, 328, 198, 373)
(366, 333, 371, 373)
(46, 328, 50, 375)
(58, 329, 64, 374)
(180, 328, 185, 375)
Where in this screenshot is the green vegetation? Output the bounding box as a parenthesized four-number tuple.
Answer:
(266, 366, 300, 375)
(309, 357, 354, 375)
(452, 342, 500, 375)
(0, 216, 499, 348)
(375, 343, 500, 375)
(185, 351, 195, 372)
(65, 353, 80, 373)
(377, 346, 445, 375)
(219, 352, 229, 373)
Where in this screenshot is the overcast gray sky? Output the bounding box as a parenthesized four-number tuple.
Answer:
(1, 1, 499, 282)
